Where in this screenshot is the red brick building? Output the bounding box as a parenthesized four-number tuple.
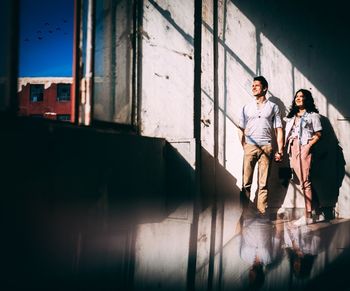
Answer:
(18, 77, 73, 122)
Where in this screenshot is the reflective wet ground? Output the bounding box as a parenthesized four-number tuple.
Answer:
(220, 204, 350, 291)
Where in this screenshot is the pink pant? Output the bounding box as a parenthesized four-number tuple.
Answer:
(289, 140, 313, 212)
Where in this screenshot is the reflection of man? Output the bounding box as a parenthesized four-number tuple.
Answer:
(241, 216, 271, 290)
(238, 76, 283, 215)
(239, 205, 283, 289)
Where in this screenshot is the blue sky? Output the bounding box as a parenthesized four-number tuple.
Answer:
(19, 0, 74, 77)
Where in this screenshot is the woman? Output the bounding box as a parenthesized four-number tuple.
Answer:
(284, 222, 320, 278)
(284, 89, 322, 226)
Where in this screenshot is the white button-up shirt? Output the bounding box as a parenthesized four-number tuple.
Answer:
(239, 99, 282, 146)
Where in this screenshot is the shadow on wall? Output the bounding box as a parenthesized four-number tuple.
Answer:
(269, 96, 287, 120)
(232, 0, 350, 118)
(201, 147, 241, 212)
(311, 115, 346, 213)
(264, 100, 345, 216)
(193, 147, 242, 284)
(1, 119, 192, 289)
(271, 114, 345, 219)
(164, 142, 194, 219)
(2, 119, 245, 290)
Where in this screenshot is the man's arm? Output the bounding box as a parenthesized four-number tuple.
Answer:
(272, 103, 284, 161)
(238, 105, 246, 147)
(276, 127, 284, 153)
(238, 127, 246, 147)
(274, 127, 284, 161)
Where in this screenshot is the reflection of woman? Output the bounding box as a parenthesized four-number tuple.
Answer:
(285, 89, 322, 226)
(284, 223, 320, 278)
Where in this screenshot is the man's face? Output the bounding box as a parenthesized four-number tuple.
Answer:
(252, 80, 266, 97)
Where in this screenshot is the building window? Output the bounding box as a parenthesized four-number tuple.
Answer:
(92, 0, 134, 124)
(57, 84, 71, 101)
(57, 114, 71, 122)
(30, 84, 44, 102)
(30, 114, 43, 118)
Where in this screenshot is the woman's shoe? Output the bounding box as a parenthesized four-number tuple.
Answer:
(293, 216, 313, 226)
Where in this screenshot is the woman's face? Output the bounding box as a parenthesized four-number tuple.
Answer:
(295, 91, 305, 108)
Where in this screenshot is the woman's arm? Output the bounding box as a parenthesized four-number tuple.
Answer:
(309, 131, 322, 147)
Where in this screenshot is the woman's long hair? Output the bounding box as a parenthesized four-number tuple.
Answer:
(287, 89, 319, 118)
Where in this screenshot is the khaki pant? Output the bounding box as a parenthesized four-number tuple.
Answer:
(242, 143, 273, 214)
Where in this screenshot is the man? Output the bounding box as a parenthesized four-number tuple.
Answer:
(238, 76, 283, 215)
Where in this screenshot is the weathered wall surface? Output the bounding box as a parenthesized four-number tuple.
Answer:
(215, 0, 350, 217)
(4, 0, 350, 290)
(140, 0, 194, 141)
(135, 1, 195, 290)
(196, 0, 350, 287)
(109, 1, 350, 287)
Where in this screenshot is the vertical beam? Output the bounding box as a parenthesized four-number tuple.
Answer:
(135, 0, 143, 133)
(208, 0, 220, 290)
(0, 0, 19, 115)
(9, 0, 19, 115)
(105, 0, 116, 121)
(81, 0, 94, 126)
(187, 0, 202, 290)
(72, 0, 81, 124)
(222, 0, 228, 169)
(131, 0, 137, 128)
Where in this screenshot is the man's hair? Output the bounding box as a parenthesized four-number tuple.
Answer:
(254, 76, 268, 89)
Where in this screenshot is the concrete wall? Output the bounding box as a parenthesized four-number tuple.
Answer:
(195, 0, 350, 288)
(140, 0, 194, 141)
(136, 1, 350, 290)
(136, 1, 196, 290)
(212, 0, 349, 217)
(3, 0, 350, 289)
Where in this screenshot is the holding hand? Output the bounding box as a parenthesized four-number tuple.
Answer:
(274, 151, 283, 162)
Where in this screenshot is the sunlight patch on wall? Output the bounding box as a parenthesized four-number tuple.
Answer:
(224, 115, 243, 185)
(218, 45, 252, 124)
(201, 23, 215, 156)
(259, 33, 294, 108)
(225, 3, 257, 74)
